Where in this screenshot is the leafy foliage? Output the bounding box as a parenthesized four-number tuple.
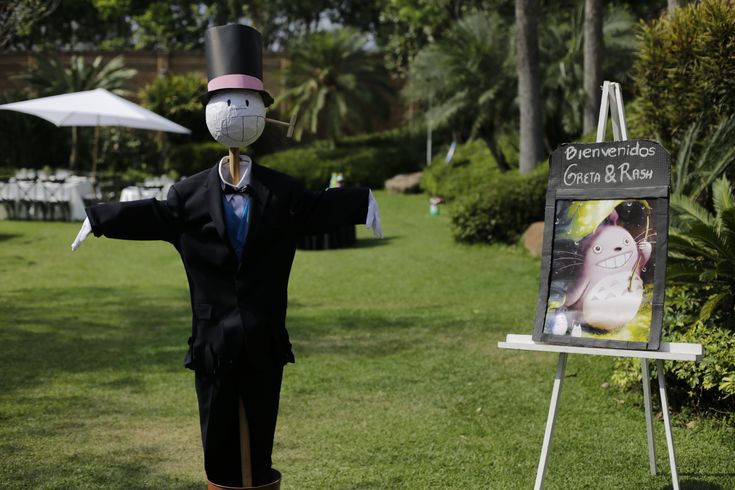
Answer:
(277, 28, 393, 143)
(631, 0, 735, 150)
(670, 115, 735, 201)
(260, 129, 425, 190)
(138, 72, 209, 142)
(404, 11, 516, 171)
(540, 3, 636, 146)
(612, 285, 735, 409)
(668, 177, 735, 323)
(16, 53, 136, 97)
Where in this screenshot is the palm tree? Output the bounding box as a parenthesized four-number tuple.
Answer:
(276, 28, 393, 144)
(515, 0, 544, 173)
(671, 115, 735, 201)
(668, 176, 735, 323)
(16, 53, 137, 168)
(404, 11, 516, 172)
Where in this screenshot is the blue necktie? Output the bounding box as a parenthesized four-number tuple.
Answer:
(222, 195, 250, 261)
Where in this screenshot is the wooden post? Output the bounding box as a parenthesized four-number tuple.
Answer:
(229, 147, 240, 185)
(239, 398, 253, 487)
(230, 143, 248, 486)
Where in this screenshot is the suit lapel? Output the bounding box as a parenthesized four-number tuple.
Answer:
(205, 164, 228, 244)
(240, 163, 270, 266)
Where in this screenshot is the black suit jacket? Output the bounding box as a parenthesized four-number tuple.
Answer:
(87, 163, 369, 373)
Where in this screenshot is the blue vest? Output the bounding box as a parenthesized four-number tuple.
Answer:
(222, 195, 251, 261)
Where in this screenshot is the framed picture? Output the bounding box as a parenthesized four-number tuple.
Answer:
(532, 140, 671, 350)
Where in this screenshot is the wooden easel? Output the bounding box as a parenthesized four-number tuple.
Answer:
(498, 81, 703, 490)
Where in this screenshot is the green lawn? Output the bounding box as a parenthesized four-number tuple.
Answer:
(1, 191, 733, 489)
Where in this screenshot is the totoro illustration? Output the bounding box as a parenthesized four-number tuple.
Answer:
(563, 208, 652, 331)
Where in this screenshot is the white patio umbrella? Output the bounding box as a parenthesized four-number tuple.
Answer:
(0, 88, 191, 178)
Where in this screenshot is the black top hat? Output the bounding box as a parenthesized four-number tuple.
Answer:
(200, 24, 274, 107)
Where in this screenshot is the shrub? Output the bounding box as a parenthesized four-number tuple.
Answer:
(259, 129, 425, 190)
(421, 139, 500, 199)
(167, 141, 227, 177)
(631, 0, 735, 150)
(449, 165, 548, 244)
(611, 285, 735, 411)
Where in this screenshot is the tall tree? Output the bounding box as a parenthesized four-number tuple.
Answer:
(516, 0, 544, 173)
(583, 0, 604, 134)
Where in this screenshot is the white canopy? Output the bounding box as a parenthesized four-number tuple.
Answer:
(0, 88, 190, 134)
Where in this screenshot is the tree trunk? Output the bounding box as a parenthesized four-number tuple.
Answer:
(515, 0, 544, 174)
(482, 134, 511, 173)
(583, 0, 604, 134)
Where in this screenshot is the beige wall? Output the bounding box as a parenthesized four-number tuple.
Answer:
(0, 51, 285, 101)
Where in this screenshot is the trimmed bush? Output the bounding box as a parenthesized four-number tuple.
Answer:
(167, 141, 227, 177)
(421, 139, 500, 199)
(450, 165, 548, 244)
(259, 129, 425, 190)
(631, 0, 735, 149)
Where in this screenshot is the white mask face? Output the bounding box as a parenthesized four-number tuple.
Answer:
(205, 90, 266, 147)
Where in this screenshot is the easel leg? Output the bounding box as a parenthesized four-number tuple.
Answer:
(641, 359, 657, 475)
(535, 353, 568, 490)
(656, 359, 679, 490)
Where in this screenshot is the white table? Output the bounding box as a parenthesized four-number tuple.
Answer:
(498, 334, 702, 490)
(0, 178, 95, 221)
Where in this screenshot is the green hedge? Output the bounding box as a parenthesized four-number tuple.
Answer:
(259, 129, 425, 190)
(450, 165, 548, 244)
(167, 141, 227, 177)
(421, 139, 500, 199)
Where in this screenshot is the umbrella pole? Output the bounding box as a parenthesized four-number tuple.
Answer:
(91, 124, 100, 182)
(229, 147, 240, 185)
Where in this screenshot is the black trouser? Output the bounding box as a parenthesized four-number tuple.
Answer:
(195, 362, 283, 487)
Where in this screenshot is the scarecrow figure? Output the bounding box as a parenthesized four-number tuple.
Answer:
(71, 24, 382, 489)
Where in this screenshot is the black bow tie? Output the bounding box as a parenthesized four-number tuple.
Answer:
(223, 185, 251, 195)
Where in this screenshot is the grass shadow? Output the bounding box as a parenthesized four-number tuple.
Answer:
(0, 233, 19, 242)
(661, 479, 724, 490)
(0, 286, 191, 396)
(352, 235, 399, 249)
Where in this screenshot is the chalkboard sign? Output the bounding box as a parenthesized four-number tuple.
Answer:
(532, 140, 671, 350)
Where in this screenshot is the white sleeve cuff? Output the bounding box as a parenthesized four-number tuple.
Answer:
(366, 190, 383, 239)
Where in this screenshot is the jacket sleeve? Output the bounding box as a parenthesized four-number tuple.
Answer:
(85, 186, 182, 243)
(289, 185, 369, 236)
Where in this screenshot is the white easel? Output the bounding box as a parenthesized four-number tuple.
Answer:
(499, 82, 703, 490)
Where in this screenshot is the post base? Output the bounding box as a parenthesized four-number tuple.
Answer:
(207, 469, 281, 490)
